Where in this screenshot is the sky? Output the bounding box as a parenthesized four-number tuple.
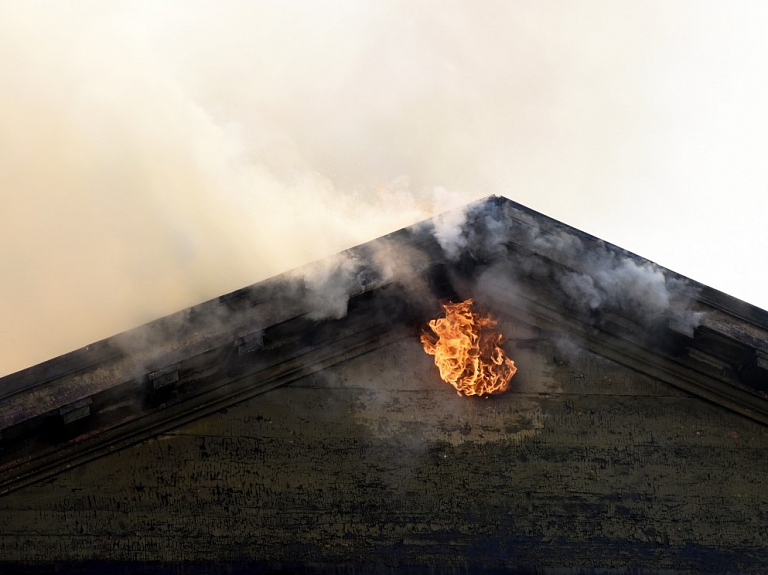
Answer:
(1, 1, 767, 376)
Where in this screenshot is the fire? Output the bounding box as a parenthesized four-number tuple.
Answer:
(421, 299, 517, 397)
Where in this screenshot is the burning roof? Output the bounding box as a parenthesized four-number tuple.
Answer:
(1, 195, 768, 497)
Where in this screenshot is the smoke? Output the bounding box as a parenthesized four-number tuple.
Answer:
(561, 255, 670, 320)
(301, 256, 365, 322)
(431, 188, 472, 261)
(442, 201, 703, 335)
(2, 1, 766, 375)
(287, 252, 374, 322)
(538, 234, 702, 329)
(0, 2, 492, 374)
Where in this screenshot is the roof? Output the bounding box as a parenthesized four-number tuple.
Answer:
(1, 195, 767, 495)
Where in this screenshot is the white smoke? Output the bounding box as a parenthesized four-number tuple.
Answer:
(431, 188, 471, 261)
(561, 255, 671, 320)
(297, 254, 369, 321)
(560, 273, 603, 311)
(2, 1, 766, 376)
(440, 203, 703, 330)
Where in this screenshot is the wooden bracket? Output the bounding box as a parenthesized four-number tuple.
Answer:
(235, 331, 264, 356)
(740, 351, 768, 392)
(59, 397, 92, 425)
(148, 365, 180, 390)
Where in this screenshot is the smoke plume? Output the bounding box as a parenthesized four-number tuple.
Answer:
(440, 201, 703, 334)
(2, 2, 766, 375)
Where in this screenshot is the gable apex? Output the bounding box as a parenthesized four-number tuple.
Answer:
(1, 195, 768, 495)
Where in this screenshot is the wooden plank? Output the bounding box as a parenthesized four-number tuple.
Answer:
(3, 340, 768, 571)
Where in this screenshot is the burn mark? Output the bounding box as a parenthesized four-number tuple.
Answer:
(59, 397, 92, 425)
(235, 331, 265, 356)
(740, 351, 768, 392)
(425, 262, 460, 302)
(148, 365, 180, 390)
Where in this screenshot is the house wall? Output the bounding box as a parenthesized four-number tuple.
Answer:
(2, 317, 768, 573)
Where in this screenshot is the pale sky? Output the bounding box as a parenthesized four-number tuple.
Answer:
(1, 1, 767, 376)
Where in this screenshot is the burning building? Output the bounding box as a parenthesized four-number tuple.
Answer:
(1, 196, 768, 573)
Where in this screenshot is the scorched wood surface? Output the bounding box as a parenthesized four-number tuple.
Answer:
(2, 317, 768, 573)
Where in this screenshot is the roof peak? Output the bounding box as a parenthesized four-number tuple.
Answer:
(2, 196, 768, 494)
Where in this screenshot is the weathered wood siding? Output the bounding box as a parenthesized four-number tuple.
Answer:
(2, 318, 768, 573)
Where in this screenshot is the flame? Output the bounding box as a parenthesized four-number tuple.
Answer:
(421, 299, 517, 397)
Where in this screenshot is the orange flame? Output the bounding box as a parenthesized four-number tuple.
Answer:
(421, 299, 517, 397)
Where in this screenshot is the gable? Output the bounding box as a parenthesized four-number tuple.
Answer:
(3, 304, 768, 572)
(3, 196, 768, 572)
